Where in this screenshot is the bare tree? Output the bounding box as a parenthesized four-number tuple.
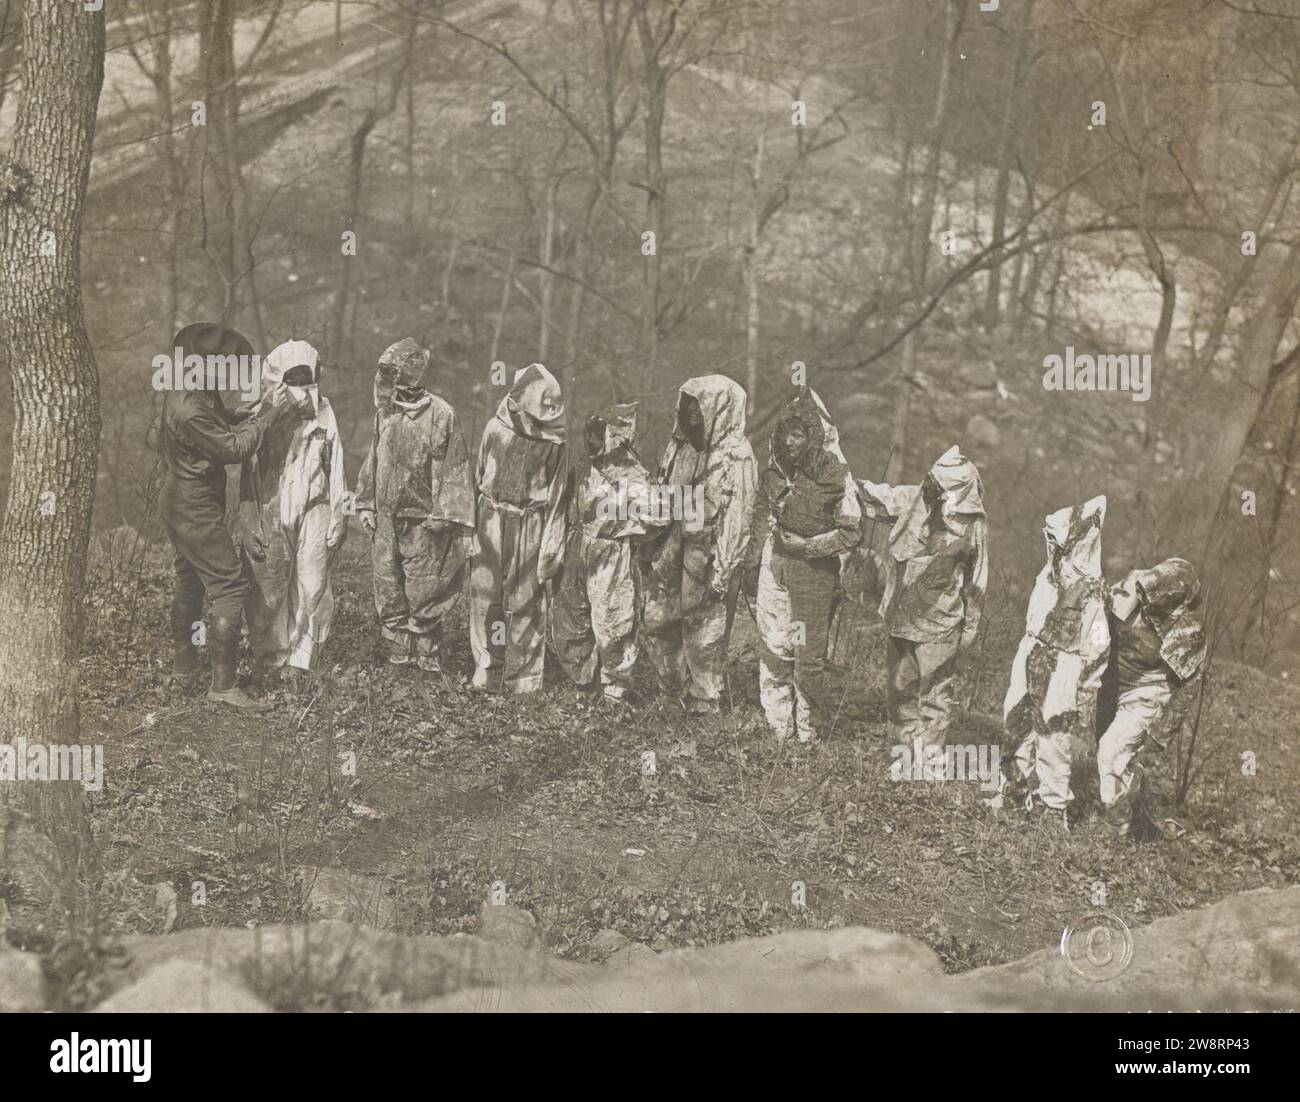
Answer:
(889, 0, 966, 478)
(0, 0, 106, 926)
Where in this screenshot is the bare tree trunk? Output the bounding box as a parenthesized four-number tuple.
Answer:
(1241, 374, 1300, 647)
(330, 38, 413, 362)
(1139, 229, 1176, 367)
(1170, 241, 1300, 555)
(0, 0, 105, 926)
(744, 134, 765, 412)
(635, 3, 673, 378)
(983, 0, 1033, 331)
(538, 175, 560, 361)
(890, 0, 965, 477)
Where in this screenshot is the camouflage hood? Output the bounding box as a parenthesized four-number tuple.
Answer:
(264, 339, 322, 420)
(677, 374, 748, 451)
(376, 338, 432, 412)
(1119, 557, 1205, 680)
(1043, 494, 1106, 581)
(769, 387, 829, 476)
(498, 362, 566, 444)
(888, 445, 985, 563)
(589, 401, 640, 457)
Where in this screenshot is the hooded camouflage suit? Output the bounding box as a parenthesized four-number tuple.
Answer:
(753, 388, 862, 742)
(550, 402, 669, 699)
(1001, 495, 1110, 810)
(641, 375, 758, 714)
(355, 339, 475, 664)
(469, 363, 568, 693)
(238, 340, 348, 672)
(858, 446, 988, 748)
(1097, 557, 1205, 831)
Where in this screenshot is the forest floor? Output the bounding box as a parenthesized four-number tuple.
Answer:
(28, 528, 1296, 1007)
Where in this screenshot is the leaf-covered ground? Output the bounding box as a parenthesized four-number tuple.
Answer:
(51, 527, 1298, 1001)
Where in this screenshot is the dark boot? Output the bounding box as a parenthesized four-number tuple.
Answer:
(207, 616, 272, 712)
(170, 592, 203, 675)
(173, 642, 202, 675)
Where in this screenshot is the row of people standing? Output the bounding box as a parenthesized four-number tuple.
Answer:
(351, 345, 993, 754)
(158, 323, 991, 737)
(158, 324, 1201, 834)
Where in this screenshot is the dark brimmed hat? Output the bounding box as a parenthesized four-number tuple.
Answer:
(172, 323, 255, 362)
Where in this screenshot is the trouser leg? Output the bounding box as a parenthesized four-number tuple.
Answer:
(243, 517, 293, 668)
(371, 514, 410, 645)
(550, 531, 598, 688)
(589, 540, 637, 699)
(643, 621, 685, 698)
(785, 554, 838, 741)
(401, 520, 466, 652)
(683, 595, 728, 712)
(1032, 724, 1074, 810)
(170, 554, 206, 674)
(887, 635, 922, 741)
(1098, 684, 1168, 827)
(913, 640, 960, 749)
(756, 540, 795, 737)
(285, 506, 333, 671)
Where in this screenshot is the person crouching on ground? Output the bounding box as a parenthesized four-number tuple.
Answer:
(355, 338, 475, 673)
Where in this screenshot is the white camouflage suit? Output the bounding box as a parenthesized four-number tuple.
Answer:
(753, 388, 862, 743)
(550, 402, 669, 699)
(1096, 558, 1205, 832)
(238, 340, 348, 673)
(1002, 495, 1111, 811)
(641, 375, 758, 714)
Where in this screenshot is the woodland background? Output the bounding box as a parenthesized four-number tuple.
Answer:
(0, 0, 1298, 1003)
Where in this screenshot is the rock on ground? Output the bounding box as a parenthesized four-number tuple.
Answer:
(477, 903, 538, 949)
(948, 884, 1300, 1009)
(0, 946, 48, 1012)
(84, 886, 1300, 1013)
(301, 867, 396, 928)
(96, 960, 269, 1013)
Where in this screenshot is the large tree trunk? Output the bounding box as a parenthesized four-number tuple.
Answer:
(1169, 241, 1300, 556)
(0, 0, 106, 926)
(197, 0, 240, 321)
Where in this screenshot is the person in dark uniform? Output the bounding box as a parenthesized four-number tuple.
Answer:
(159, 323, 286, 710)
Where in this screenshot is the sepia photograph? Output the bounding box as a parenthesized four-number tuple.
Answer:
(0, 0, 1296, 1066)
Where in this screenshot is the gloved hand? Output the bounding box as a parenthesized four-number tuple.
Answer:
(245, 527, 268, 563)
(775, 529, 811, 559)
(359, 510, 377, 536)
(959, 621, 979, 650)
(262, 381, 289, 416)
